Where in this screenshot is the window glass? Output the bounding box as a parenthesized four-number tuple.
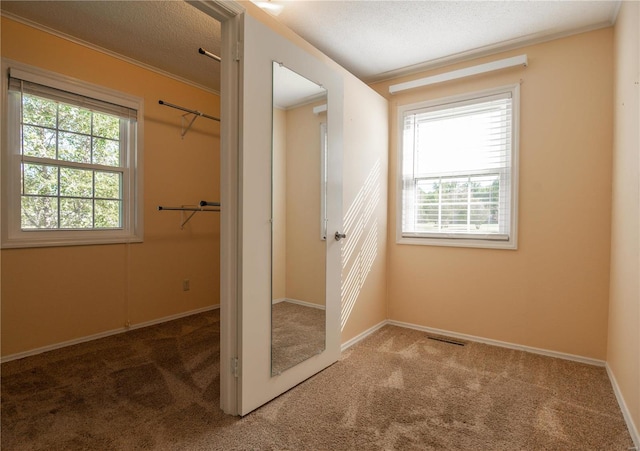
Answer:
(2, 63, 142, 248)
(398, 86, 518, 249)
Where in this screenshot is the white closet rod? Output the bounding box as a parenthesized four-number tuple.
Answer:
(198, 47, 221, 63)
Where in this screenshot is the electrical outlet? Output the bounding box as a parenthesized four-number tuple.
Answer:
(183, 279, 190, 291)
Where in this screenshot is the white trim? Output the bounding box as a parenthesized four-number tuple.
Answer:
(190, 0, 245, 19)
(366, 21, 613, 85)
(1, 58, 145, 249)
(272, 298, 326, 310)
(0, 304, 220, 363)
(606, 363, 640, 449)
(195, 0, 244, 417)
(389, 55, 527, 94)
(395, 84, 519, 250)
(610, 0, 623, 25)
(387, 319, 606, 367)
(0, 11, 219, 96)
(128, 304, 219, 331)
(313, 104, 327, 115)
(340, 320, 387, 352)
(343, 320, 607, 368)
(8, 63, 141, 110)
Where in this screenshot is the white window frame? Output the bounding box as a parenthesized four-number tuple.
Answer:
(396, 84, 519, 250)
(1, 59, 144, 248)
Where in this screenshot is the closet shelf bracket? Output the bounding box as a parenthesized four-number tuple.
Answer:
(158, 100, 220, 139)
(158, 200, 221, 229)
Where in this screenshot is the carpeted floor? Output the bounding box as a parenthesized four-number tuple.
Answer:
(271, 301, 325, 375)
(1, 309, 634, 450)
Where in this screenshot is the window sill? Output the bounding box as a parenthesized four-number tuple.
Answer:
(1, 233, 143, 249)
(397, 235, 517, 250)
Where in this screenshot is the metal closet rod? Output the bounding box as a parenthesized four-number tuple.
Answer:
(157, 206, 219, 212)
(157, 201, 220, 229)
(158, 200, 220, 212)
(158, 100, 220, 122)
(198, 47, 221, 62)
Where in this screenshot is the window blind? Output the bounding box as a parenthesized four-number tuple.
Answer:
(9, 73, 137, 120)
(401, 92, 513, 240)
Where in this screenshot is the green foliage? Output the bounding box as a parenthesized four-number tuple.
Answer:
(416, 176, 500, 232)
(60, 168, 93, 198)
(23, 163, 58, 196)
(58, 104, 91, 134)
(95, 200, 121, 228)
(22, 95, 56, 128)
(21, 196, 57, 229)
(23, 125, 56, 159)
(93, 112, 119, 140)
(92, 138, 120, 166)
(60, 198, 92, 228)
(94, 172, 121, 199)
(59, 131, 91, 163)
(19, 94, 123, 230)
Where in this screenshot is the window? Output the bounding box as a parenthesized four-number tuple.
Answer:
(2, 61, 143, 248)
(398, 85, 519, 249)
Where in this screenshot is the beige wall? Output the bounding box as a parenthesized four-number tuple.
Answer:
(272, 107, 287, 300)
(285, 102, 326, 306)
(370, 28, 613, 360)
(241, 2, 389, 344)
(1, 18, 221, 357)
(609, 0, 640, 439)
(272, 101, 327, 307)
(340, 75, 389, 342)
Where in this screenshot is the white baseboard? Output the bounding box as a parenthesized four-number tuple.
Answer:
(272, 297, 326, 310)
(345, 320, 637, 446)
(342, 319, 605, 366)
(127, 304, 219, 331)
(387, 319, 606, 367)
(606, 363, 640, 449)
(1, 304, 220, 363)
(341, 320, 387, 351)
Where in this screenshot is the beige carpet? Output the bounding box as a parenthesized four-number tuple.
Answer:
(1, 310, 634, 450)
(271, 301, 325, 375)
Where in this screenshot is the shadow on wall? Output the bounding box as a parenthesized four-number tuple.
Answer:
(341, 159, 381, 330)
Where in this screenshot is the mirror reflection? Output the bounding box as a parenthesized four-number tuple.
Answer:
(271, 62, 328, 376)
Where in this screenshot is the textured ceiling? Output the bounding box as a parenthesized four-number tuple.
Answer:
(1, 1, 620, 91)
(273, 0, 619, 82)
(0, 0, 222, 92)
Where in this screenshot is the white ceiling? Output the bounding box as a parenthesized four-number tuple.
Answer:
(273, 62, 327, 109)
(1, 1, 621, 91)
(271, 0, 620, 82)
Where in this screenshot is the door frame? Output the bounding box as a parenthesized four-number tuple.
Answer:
(191, 0, 343, 416)
(189, 0, 244, 415)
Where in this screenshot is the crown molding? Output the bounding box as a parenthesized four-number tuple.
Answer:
(366, 20, 614, 86)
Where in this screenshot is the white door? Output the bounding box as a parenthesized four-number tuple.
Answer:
(235, 14, 344, 415)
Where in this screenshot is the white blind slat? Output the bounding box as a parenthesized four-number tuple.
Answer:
(401, 89, 514, 239)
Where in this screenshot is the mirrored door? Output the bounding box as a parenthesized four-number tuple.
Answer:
(237, 14, 343, 416)
(271, 62, 328, 375)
